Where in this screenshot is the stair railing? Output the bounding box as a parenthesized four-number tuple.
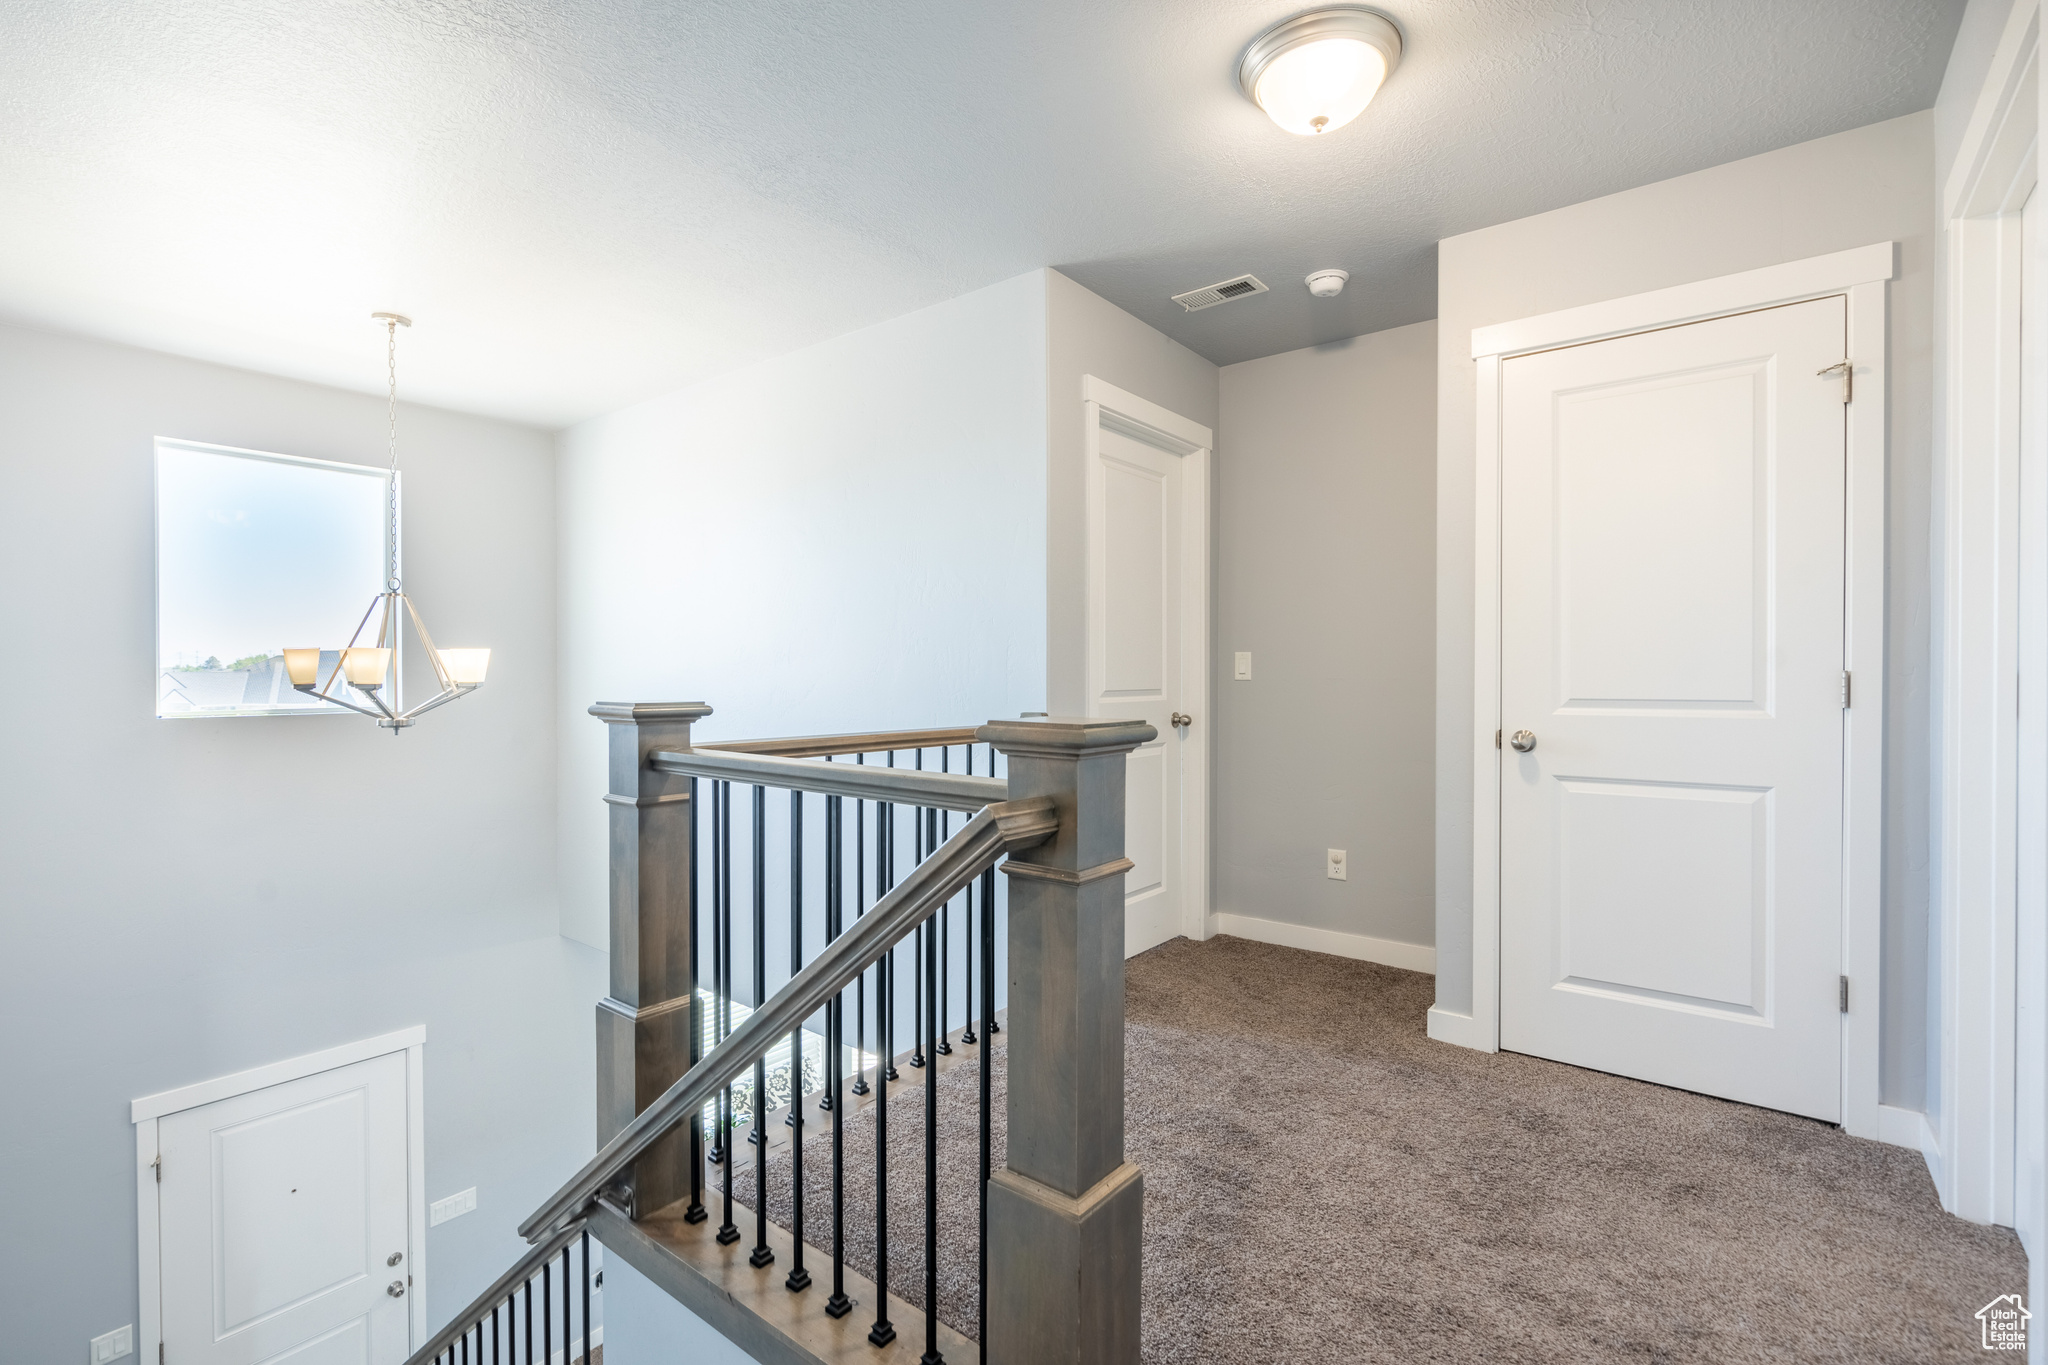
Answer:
(405, 709, 1151, 1365)
(522, 796, 1056, 1234)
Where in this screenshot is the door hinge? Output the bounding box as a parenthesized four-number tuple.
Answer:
(159, 1344, 165, 1365)
(1840, 975, 1850, 1013)
(152, 1155, 161, 1183)
(1819, 360, 1853, 402)
(1841, 671, 1851, 708)
(1495, 729, 1502, 749)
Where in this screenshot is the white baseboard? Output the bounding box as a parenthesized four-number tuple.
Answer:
(1876, 1103, 1930, 1151)
(1209, 913, 1435, 974)
(1425, 1006, 1497, 1052)
(1875, 1103, 1944, 1191)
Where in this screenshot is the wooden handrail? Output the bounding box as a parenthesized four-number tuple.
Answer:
(698, 726, 982, 758)
(653, 746, 1005, 813)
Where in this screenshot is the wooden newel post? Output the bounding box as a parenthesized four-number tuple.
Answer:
(589, 701, 713, 1217)
(980, 715, 1155, 1365)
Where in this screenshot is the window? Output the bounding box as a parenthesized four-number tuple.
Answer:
(154, 437, 392, 718)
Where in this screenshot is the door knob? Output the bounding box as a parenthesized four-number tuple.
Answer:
(1509, 730, 1537, 752)
(1171, 712, 1192, 729)
(387, 1281, 406, 1298)
(387, 1252, 403, 1267)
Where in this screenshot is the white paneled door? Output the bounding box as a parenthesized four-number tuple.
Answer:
(1088, 417, 1191, 955)
(159, 1053, 412, 1365)
(1498, 296, 1848, 1120)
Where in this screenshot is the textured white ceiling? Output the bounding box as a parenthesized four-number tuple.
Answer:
(0, 1, 1961, 427)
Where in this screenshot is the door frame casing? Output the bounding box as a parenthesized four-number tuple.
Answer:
(1433, 243, 1894, 1146)
(1940, 0, 2040, 1230)
(133, 1026, 429, 1357)
(1080, 374, 1213, 950)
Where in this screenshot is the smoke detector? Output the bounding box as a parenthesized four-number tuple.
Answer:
(1306, 269, 1349, 298)
(1171, 274, 1270, 312)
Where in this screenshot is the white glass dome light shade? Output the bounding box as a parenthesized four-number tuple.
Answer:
(1239, 8, 1403, 137)
(1255, 38, 1385, 135)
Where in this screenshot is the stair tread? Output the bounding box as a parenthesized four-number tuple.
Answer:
(591, 1197, 979, 1365)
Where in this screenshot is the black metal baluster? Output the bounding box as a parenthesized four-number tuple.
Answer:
(882, 771, 899, 1084)
(561, 1246, 573, 1365)
(826, 791, 854, 1319)
(870, 780, 896, 1348)
(786, 787, 810, 1290)
(788, 785, 807, 1130)
(961, 746, 977, 1048)
(937, 749, 952, 1057)
(525, 1273, 534, 1365)
(714, 775, 723, 1170)
(923, 899, 944, 1365)
(751, 784, 775, 1268)
(581, 1231, 592, 1365)
(978, 863, 996, 1350)
(852, 755, 870, 1098)
(542, 1259, 551, 1365)
(818, 763, 835, 1116)
(711, 777, 727, 1169)
(986, 765, 1000, 1036)
(925, 805, 937, 1058)
(491, 1305, 498, 1365)
(910, 750, 925, 1070)
(718, 783, 739, 1245)
(686, 775, 706, 1223)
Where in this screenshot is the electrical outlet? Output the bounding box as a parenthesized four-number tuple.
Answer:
(1234, 651, 1252, 680)
(1327, 849, 1347, 881)
(430, 1187, 477, 1226)
(90, 1325, 133, 1364)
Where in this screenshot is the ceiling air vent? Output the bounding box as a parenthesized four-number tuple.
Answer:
(1171, 274, 1269, 312)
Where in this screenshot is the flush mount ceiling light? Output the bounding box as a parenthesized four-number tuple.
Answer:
(1238, 7, 1402, 136)
(284, 313, 491, 732)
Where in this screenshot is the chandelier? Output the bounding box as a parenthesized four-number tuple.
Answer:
(281, 312, 490, 731)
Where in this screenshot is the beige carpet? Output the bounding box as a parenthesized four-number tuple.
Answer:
(735, 935, 2025, 1363)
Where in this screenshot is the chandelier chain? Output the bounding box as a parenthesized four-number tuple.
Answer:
(384, 317, 401, 591)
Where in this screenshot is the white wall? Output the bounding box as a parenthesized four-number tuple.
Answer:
(1213, 322, 1437, 960)
(1044, 269, 1220, 718)
(1431, 112, 1938, 1111)
(555, 271, 1050, 949)
(0, 323, 597, 1361)
(1935, 0, 2029, 181)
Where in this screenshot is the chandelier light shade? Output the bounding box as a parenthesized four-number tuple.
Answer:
(438, 648, 492, 686)
(287, 313, 492, 732)
(341, 647, 393, 689)
(283, 648, 322, 687)
(1238, 7, 1402, 136)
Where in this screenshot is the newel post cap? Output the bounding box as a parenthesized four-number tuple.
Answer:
(589, 701, 714, 724)
(977, 715, 1156, 757)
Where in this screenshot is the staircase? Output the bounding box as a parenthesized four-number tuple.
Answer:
(406, 706, 1152, 1365)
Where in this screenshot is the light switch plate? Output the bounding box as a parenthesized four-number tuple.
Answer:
(1327, 849, 1347, 881)
(1234, 652, 1252, 680)
(431, 1187, 477, 1226)
(90, 1325, 133, 1364)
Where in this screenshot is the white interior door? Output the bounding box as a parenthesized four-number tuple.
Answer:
(159, 1052, 412, 1365)
(1088, 415, 1189, 956)
(1498, 295, 1848, 1120)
